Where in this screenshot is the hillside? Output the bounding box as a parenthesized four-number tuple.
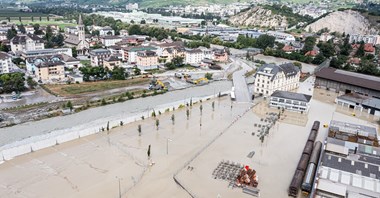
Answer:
(305, 10, 379, 35)
(228, 5, 312, 29)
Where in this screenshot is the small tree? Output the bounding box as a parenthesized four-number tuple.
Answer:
(152, 111, 156, 117)
(155, 119, 160, 130)
(147, 144, 151, 159)
(212, 101, 215, 111)
(186, 109, 190, 120)
(200, 105, 203, 115)
(138, 124, 142, 136)
(66, 101, 73, 112)
(171, 114, 175, 125)
(101, 99, 107, 105)
(205, 73, 213, 80)
(106, 121, 110, 131)
(141, 116, 145, 120)
(120, 121, 124, 126)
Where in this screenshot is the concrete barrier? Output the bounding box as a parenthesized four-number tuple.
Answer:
(56, 132, 79, 144)
(0, 93, 230, 163)
(31, 138, 57, 151)
(2, 144, 32, 160)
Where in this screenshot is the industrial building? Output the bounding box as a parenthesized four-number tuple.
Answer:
(315, 67, 380, 99)
(269, 90, 312, 113)
(315, 130, 380, 198)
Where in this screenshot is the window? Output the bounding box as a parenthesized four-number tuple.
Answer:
(279, 99, 284, 102)
(300, 102, 306, 106)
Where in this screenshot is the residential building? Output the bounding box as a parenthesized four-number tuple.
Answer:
(26, 54, 81, 74)
(254, 63, 300, 96)
(35, 61, 65, 83)
(119, 30, 129, 36)
(99, 26, 114, 36)
(269, 90, 312, 112)
(127, 46, 157, 63)
(126, 3, 139, 10)
(104, 56, 121, 70)
(185, 48, 203, 64)
(10, 34, 44, 53)
(64, 15, 90, 55)
(349, 34, 380, 45)
(64, 26, 78, 35)
(0, 33, 6, 41)
(0, 52, 12, 74)
(89, 49, 111, 66)
(212, 48, 228, 62)
(100, 36, 122, 47)
(136, 50, 158, 70)
(315, 67, 380, 98)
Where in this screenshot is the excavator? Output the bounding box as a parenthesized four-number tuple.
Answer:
(186, 77, 209, 85)
(149, 77, 166, 90)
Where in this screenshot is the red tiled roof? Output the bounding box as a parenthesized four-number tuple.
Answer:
(364, 43, 375, 52)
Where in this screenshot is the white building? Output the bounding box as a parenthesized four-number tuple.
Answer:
(126, 3, 139, 11)
(0, 52, 12, 74)
(99, 26, 115, 36)
(89, 49, 111, 66)
(119, 29, 129, 37)
(185, 48, 203, 64)
(10, 34, 45, 53)
(254, 63, 300, 96)
(100, 36, 122, 47)
(22, 48, 73, 59)
(269, 90, 312, 112)
(349, 34, 380, 45)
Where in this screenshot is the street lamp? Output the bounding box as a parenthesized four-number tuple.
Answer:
(167, 138, 172, 155)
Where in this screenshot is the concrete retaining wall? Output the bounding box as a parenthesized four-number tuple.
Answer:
(0, 93, 228, 163)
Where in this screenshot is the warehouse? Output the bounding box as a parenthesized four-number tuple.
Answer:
(315, 67, 380, 98)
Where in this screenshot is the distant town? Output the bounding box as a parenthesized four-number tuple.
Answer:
(0, 0, 379, 198)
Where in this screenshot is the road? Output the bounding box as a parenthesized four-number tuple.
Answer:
(0, 81, 232, 147)
(231, 57, 254, 103)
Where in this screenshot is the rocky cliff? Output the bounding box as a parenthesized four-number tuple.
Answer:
(305, 10, 378, 35)
(228, 6, 289, 29)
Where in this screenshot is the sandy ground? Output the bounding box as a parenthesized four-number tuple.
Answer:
(0, 78, 379, 198)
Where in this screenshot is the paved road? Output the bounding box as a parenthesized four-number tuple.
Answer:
(0, 81, 232, 147)
(231, 57, 253, 103)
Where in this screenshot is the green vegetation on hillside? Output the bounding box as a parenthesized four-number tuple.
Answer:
(261, 4, 313, 28)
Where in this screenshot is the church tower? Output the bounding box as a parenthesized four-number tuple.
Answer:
(77, 15, 85, 48)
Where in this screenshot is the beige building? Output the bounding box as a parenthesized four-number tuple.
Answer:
(254, 63, 300, 97)
(89, 49, 111, 66)
(104, 56, 121, 70)
(35, 62, 65, 83)
(136, 50, 158, 70)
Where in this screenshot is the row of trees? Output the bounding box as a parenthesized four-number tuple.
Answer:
(79, 66, 129, 81)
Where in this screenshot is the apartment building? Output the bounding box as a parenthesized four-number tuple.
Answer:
(35, 61, 65, 83)
(89, 49, 111, 66)
(0, 52, 12, 74)
(185, 48, 203, 64)
(10, 34, 45, 53)
(349, 34, 380, 45)
(254, 63, 300, 96)
(136, 50, 158, 70)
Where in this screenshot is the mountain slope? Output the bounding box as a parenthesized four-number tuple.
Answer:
(228, 5, 312, 29)
(305, 10, 379, 35)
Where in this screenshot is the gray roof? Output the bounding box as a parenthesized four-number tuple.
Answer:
(256, 63, 300, 81)
(11, 34, 44, 44)
(322, 152, 380, 180)
(362, 98, 380, 110)
(0, 52, 10, 60)
(271, 90, 311, 102)
(89, 49, 111, 55)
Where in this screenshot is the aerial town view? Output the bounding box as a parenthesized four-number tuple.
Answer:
(0, 0, 379, 197)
